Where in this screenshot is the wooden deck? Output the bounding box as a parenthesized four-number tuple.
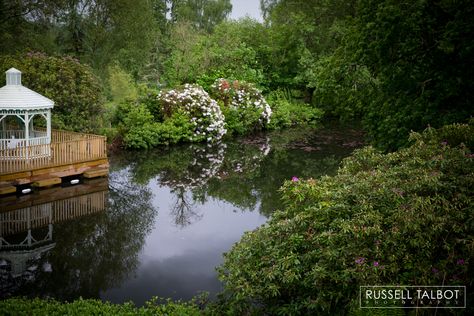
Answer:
(0, 179, 108, 238)
(0, 129, 108, 188)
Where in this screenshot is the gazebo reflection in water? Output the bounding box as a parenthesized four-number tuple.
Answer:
(0, 179, 108, 282)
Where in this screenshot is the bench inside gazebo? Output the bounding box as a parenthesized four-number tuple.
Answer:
(0, 68, 108, 194)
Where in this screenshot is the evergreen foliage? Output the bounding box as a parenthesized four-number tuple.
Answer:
(0, 53, 103, 132)
(218, 122, 474, 314)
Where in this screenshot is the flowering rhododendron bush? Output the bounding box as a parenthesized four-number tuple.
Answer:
(217, 122, 474, 315)
(159, 84, 227, 142)
(211, 79, 272, 134)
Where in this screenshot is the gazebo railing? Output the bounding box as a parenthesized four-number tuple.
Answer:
(0, 130, 48, 150)
(0, 129, 107, 174)
(0, 130, 25, 139)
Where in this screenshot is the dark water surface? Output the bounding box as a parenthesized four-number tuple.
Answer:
(0, 125, 363, 305)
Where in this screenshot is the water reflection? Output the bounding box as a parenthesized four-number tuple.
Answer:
(0, 125, 363, 305)
(118, 126, 361, 221)
(101, 126, 362, 304)
(170, 188, 203, 228)
(0, 174, 156, 301)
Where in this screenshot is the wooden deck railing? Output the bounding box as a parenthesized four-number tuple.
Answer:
(0, 190, 107, 240)
(0, 129, 107, 174)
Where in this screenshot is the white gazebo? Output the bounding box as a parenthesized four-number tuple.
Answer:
(0, 68, 53, 159)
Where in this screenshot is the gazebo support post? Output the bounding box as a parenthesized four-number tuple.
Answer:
(29, 115, 34, 137)
(47, 111, 51, 143)
(25, 113, 29, 159)
(1, 115, 5, 137)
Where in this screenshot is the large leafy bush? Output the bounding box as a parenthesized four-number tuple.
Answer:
(0, 53, 103, 132)
(266, 89, 323, 129)
(158, 84, 227, 142)
(119, 102, 196, 149)
(211, 79, 272, 135)
(218, 122, 474, 314)
(119, 84, 227, 149)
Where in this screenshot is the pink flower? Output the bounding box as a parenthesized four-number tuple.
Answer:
(291, 176, 299, 182)
(355, 257, 366, 265)
(457, 259, 465, 265)
(373, 261, 379, 267)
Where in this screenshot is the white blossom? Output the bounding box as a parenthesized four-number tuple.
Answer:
(158, 84, 227, 142)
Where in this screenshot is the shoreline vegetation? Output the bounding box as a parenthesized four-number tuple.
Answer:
(1, 0, 473, 314)
(1, 121, 473, 315)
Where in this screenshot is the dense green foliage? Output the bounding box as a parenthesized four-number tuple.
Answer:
(211, 79, 271, 134)
(351, 0, 474, 149)
(113, 81, 324, 149)
(170, 0, 232, 33)
(116, 84, 228, 149)
(162, 19, 265, 88)
(265, 0, 473, 149)
(1, 1, 472, 315)
(0, 0, 159, 77)
(1, 0, 472, 149)
(161, 0, 472, 149)
(266, 90, 323, 129)
(0, 297, 200, 315)
(217, 122, 474, 314)
(0, 53, 103, 132)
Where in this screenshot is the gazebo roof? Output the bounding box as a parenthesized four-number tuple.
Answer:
(0, 68, 54, 110)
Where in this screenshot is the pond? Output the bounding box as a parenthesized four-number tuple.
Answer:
(0, 125, 363, 306)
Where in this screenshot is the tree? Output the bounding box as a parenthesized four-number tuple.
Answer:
(351, 0, 474, 149)
(261, 0, 473, 150)
(0, 0, 61, 54)
(0, 53, 104, 132)
(75, 0, 158, 77)
(171, 0, 232, 33)
(259, 0, 357, 94)
(0, 0, 159, 78)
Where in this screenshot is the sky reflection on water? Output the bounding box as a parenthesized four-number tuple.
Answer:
(0, 126, 363, 305)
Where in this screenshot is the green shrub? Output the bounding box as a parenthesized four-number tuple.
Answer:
(220, 102, 262, 135)
(121, 104, 160, 149)
(218, 122, 474, 315)
(137, 85, 164, 122)
(98, 127, 119, 144)
(0, 52, 104, 132)
(119, 99, 200, 149)
(154, 111, 195, 145)
(0, 297, 201, 315)
(116, 84, 226, 149)
(266, 90, 323, 129)
(211, 79, 272, 135)
(107, 64, 137, 103)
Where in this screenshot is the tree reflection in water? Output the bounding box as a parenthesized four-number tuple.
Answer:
(0, 125, 363, 303)
(170, 187, 203, 228)
(119, 126, 362, 225)
(0, 169, 157, 301)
